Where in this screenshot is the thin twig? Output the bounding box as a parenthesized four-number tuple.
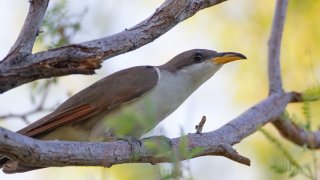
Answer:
(0, 81, 54, 124)
(0, 109, 53, 124)
(268, 0, 288, 94)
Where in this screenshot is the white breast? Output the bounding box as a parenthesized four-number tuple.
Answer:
(146, 67, 196, 121)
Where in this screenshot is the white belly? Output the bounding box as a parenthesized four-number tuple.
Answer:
(88, 67, 197, 140)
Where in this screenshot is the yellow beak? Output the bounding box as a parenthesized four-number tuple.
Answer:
(210, 52, 247, 64)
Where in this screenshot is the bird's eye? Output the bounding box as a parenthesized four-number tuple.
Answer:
(193, 53, 203, 63)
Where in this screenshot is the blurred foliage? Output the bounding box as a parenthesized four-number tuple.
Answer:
(260, 128, 315, 179)
(303, 86, 320, 102)
(29, 77, 58, 104)
(35, 0, 86, 51)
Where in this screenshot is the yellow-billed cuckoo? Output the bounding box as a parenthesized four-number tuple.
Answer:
(0, 49, 246, 173)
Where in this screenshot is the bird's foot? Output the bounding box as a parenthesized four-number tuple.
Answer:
(115, 136, 142, 158)
(103, 132, 142, 158)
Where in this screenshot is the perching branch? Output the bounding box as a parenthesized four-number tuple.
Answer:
(0, 126, 250, 174)
(0, 0, 227, 93)
(0, 92, 297, 173)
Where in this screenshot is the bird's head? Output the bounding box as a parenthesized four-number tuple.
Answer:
(160, 49, 246, 87)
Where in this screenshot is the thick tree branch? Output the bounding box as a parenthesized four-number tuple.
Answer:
(0, 92, 296, 173)
(0, 0, 227, 93)
(267, 0, 288, 94)
(5, 0, 49, 57)
(0, 127, 249, 174)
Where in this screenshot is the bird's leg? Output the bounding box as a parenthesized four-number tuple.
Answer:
(119, 136, 143, 159)
(104, 132, 142, 158)
(103, 133, 173, 161)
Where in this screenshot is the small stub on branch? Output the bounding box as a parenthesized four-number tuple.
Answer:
(220, 144, 251, 166)
(195, 116, 206, 134)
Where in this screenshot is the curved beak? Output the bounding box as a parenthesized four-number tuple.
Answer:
(210, 52, 247, 64)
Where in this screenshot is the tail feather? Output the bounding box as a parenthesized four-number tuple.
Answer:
(0, 156, 9, 169)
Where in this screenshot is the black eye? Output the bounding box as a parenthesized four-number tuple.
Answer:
(193, 53, 203, 63)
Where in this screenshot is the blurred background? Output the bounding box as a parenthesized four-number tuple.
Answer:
(0, 0, 320, 179)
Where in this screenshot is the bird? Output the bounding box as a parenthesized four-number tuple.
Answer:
(0, 49, 246, 173)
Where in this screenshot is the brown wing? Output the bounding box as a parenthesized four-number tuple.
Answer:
(18, 66, 159, 138)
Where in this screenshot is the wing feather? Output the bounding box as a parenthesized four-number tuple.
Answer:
(19, 104, 96, 137)
(16, 66, 159, 138)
